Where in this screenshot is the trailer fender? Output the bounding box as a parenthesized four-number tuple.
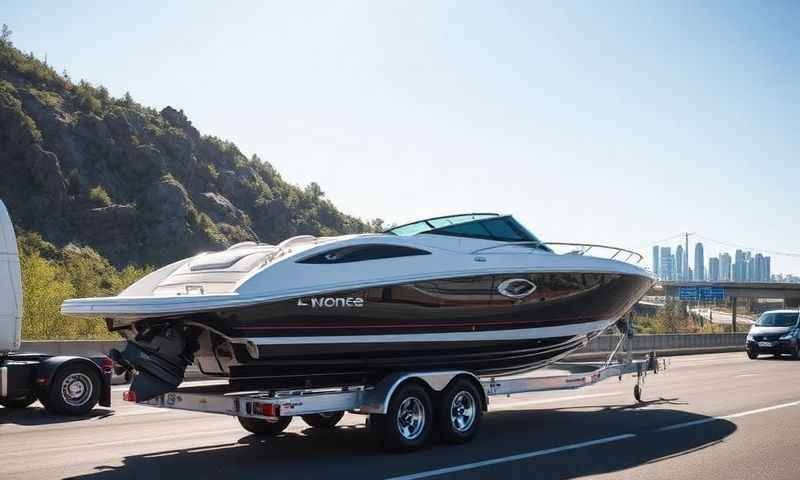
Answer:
(359, 371, 486, 414)
(34, 356, 112, 408)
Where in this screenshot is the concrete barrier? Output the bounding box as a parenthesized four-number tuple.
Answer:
(21, 340, 124, 356)
(20, 340, 205, 379)
(571, 333, 747, 360)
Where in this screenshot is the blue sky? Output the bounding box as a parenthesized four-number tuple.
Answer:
(4, 1, 800, 274)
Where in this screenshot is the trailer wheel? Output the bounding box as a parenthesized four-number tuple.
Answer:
(0, 395, 37, 409)
(301, 411, 345, 429)
(45, 364, 101, 415)
(370, 382, 433, 453)
(237, 415, 292, 435)
(437, 378, 482, 444)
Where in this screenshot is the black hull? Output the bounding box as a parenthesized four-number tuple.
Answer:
(121, 271, 653, 397)
(226, 333, 598, 390)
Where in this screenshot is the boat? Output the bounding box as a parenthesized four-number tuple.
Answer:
(61, 213, 655, 400)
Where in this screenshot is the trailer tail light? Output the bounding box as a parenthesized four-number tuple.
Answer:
(260, 403, 280, 417)
(123, 390, 137, 402)
(101, 357, 114, 374)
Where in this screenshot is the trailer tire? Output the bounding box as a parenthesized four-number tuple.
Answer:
(301, 411, 345, 429)
(370, 382, 433, 453)
(237, 415, 292, 435)
(0, 395, 37, 409)
(45, 364, 101, 415)
(437, 378, 482, 444)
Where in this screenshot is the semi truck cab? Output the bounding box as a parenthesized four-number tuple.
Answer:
(0, 200, 111, 414)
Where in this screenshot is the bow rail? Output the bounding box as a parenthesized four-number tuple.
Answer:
(471, 241, 645, 265)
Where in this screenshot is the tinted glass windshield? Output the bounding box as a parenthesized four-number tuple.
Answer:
(387, 214, 499, 236)
(755, 312, 799, 327)
(386, 214, 548, 248)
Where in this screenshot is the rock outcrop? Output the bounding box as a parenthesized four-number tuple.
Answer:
(0, 40, 369, 267)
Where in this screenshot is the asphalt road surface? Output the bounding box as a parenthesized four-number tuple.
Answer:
(2, 352, 799, 480)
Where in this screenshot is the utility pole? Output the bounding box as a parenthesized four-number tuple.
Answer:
(680, 232, 694, 281)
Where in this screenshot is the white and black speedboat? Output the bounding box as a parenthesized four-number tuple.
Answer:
(62, 213, 655, 400)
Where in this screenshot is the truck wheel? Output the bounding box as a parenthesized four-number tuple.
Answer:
(437, 378, 482, 445)
(301, 411, 345, 429)
(0, 395, 37, 409)
(45, 364, 101, 415)
(237, 415, 292, 435)
(370, 382, 433, 453)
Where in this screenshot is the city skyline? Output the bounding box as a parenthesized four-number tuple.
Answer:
(651, 241, 783, 283)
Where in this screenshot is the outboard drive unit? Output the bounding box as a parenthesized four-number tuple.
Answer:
(110, 323, 198, 401)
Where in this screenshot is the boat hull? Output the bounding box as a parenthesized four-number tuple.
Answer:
(180, 271, 654, 388)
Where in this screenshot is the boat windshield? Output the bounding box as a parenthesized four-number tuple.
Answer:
(755, 312, 800, 327)
(386, 213, 545, 245)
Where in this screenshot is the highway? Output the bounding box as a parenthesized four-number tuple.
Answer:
(2, 352, 799, 480)
(690, 307, 754, 326)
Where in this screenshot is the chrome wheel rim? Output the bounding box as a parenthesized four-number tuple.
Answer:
(450, 391, 476, 432)
(396, 397, 426, 440)
(61, 373, 93, 407)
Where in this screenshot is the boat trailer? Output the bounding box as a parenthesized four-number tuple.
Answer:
(125, 320, 669, 452)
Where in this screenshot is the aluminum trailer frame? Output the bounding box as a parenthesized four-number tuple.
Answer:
(135, 352, 667, 421)
(126, 317, 669, 451)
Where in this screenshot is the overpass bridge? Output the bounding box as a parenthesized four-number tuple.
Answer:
(646, 281, 800, 331)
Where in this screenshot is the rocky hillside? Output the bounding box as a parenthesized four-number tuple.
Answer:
(0, 34, 374, 268)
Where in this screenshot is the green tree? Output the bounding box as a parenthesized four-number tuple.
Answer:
(19, 251, 75, 339)
(0, 24, 12, 45)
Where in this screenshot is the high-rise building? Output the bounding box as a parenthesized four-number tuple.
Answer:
(746, 252, 754, 282)
(765, 256, 771, 282)
(675, 245, 684, 280)
(652, 246, 660, 277)
(709, 257, 720, 282)
(660, 247, 674, 281)
(694, 243, 705, 282)
(755, 253, 764, 282)
(734, 249, 745, 281)
(720, 253, 732, 281)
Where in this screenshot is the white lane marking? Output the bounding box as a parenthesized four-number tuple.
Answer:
(389, 399, 800, 479)
(385, 434, 637, 480)
(734, 374, 759, 378)
(1, 427, 245, 457)
(655, 400, 800, 432)
(491, 391, 623, 410)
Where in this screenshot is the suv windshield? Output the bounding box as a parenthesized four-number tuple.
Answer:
(755, 312, 800, 327)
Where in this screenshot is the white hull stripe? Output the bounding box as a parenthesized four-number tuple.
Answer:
(243, 319, 613, 346)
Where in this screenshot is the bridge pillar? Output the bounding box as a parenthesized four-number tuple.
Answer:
(785, 299, 800, 309)
(731, 296, 737, 333)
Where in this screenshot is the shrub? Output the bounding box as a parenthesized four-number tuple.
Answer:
(19, 237, 153, 339)
(88, 185, 112, 207)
